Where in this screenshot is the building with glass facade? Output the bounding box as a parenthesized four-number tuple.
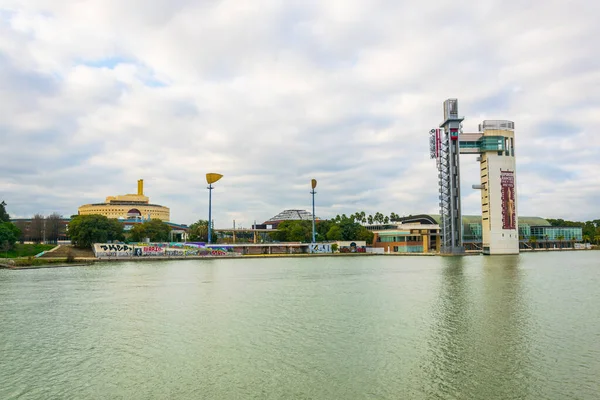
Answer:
(399, 215, 582, 251)
(370, 224, 440, 253)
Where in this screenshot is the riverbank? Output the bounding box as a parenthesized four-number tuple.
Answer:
(2, 247, 595, 270)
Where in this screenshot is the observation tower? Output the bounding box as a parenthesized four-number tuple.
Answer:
(429, 99, 518, 255)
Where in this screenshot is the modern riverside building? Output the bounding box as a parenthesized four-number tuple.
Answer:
(400, 215, 582, 251)
(369, 223, 441, 254)
(78, 179, 170, 222)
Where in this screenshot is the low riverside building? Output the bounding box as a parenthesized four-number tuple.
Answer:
(399, 214, 583, 251)
(78, 179, 170, 222)
(370, 223, 441, 254)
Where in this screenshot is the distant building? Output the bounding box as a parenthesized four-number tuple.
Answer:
(253, 209, 317, 229)
(78, 179, 170, 222)
(11, 217, 70, 243)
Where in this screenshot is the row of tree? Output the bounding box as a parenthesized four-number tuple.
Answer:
(12, 213, 66, 243)
(68, 215, 181, 248)
(270, 214, 374, 244)
(335, 211, 405, 225)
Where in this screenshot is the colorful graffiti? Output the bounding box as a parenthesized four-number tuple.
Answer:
(93, 242, 236, 259)
(339, 242, 366, 253)
(501, 170, 516, 230)
(309, 244, 332, 254)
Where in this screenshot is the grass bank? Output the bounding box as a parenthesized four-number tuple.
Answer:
(0, 243, 56, 259)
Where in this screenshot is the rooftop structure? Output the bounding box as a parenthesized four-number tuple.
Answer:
(78, 179, 170, 221)
(264, 209, 315, 224)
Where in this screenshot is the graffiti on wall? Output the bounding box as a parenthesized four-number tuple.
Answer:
(339, 242, 366, 253)
(93, 242, 236, 259)
(309, 244, 332, 254)
(501, 170, 516, 230)
(94, 244, 134, 258)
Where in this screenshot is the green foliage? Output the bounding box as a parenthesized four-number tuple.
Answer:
(326, 225, 343, 240)
(128, 219, 171, 242)
(271, 214, 375, 244)
(69, 215, 125, 248)
(189, 220, 209, 242)
(270, 220, 312, 242)
(0, 243, 54, 259)
(0, 222, 20, 251)
(0, 201, 10, 223)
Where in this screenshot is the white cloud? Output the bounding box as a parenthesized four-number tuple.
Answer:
(1, 0, 599, 225)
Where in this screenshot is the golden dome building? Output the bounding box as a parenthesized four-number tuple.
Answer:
(78, 179, 170, 221)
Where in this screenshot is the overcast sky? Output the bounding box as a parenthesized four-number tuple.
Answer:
(1, 0, 599, 226)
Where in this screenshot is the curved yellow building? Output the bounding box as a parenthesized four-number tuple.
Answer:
(78, 179, 170, 221)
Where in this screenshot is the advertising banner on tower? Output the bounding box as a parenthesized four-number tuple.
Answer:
(501, 170, 516, 230)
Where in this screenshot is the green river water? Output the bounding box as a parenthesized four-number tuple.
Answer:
(1, 252, 599, 399)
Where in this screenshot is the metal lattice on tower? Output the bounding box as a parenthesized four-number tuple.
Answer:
(429, 99, 465, 254)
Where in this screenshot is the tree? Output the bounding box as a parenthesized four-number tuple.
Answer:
(129, 219, 171, 242)
(367, 215, 374, 225)
(355, 226, 374, 245)
(46, 213, 63, 244)
(326, 225, 343, 241)
(557, 235, 564, 249)
(0, 222, 20, 251)
(359, 211, 366, 224)
(69, 215, 125, 248)
(30, 214, 45, 243)
(13, 220, 28, 243)
(383, 216, 390, 224)
(0, 201, 10, 222)
(528, 236, 537, 249)
(374, 212, 384, 224)
(189, 220, 209, 242)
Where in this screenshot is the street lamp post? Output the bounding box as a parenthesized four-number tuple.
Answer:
(206, 173, 223, 244)
(311, 179, 317, 243)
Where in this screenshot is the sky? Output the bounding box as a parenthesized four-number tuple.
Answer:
(1, 0, 599, 227)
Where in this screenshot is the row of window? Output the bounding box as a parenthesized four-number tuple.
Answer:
(378, 235, 422, 243)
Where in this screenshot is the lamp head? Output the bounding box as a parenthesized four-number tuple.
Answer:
(206, 173, 223, 185)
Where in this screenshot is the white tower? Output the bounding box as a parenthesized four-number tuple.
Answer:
(478, 120, 519, 255)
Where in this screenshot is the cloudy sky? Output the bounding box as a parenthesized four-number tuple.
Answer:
(1, 0, 599, 227)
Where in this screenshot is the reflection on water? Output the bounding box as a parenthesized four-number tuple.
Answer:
(1, 254, 600, 399)
(422, 256, 531, 400)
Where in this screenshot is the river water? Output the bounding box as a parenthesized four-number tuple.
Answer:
(1, 252, 599, 399)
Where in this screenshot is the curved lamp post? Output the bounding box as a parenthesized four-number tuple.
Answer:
(206, 173, 223, 244)
(311, 179, 317, 243)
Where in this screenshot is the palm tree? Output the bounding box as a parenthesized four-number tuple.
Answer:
(595, 235, 600, 245)
(557, 235, 565, 249)
(582, 235, 591, 244)
(367, 215, 374, 225)
(545, 235, 549, 249)
(529, 236, 537, 249)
